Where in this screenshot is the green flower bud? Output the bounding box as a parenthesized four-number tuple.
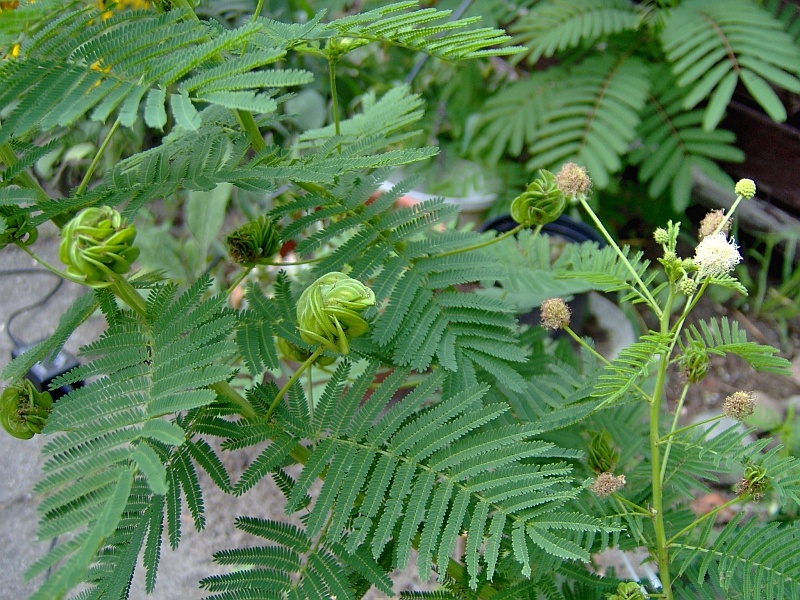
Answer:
(678, 339, 709, 383)
(678, 276, 698, 296)
(734, 178, 756, 199)
(653, 227, 669, 245)
(296, 272, 375, 355)
(59, 206, 139, 288)
(609, 581, 646, 600)
(0, 206, 38, 250)
(0, 379, 53, 440)
(226, 215, 281, 267)
(510, 170, 567, 227)
(735, 461, 768, 501)
(277, 338, 336, 366)
(587, 430, 620, 474)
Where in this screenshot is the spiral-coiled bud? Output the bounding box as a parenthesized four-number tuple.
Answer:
(59, 206, 139, 288)
(510, 170, 566, 227)
(679, 339, 709, 383)
(0, 380, 53, 440)
(608, 582, 646, 600)
(296, 272, 375, 355)
(226, 215, 281, 267)
(587, 430, 620, 474)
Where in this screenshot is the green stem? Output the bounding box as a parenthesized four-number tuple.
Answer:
(562, 325, 653, 403)
(263, 256, 324, 266)
(712, 194, 744, 236)
(210, 381, 258, 421)
(658, 414, 723, 444)
(612, 493, 653, 519)
(649, 288, 675, 600)
(578, 196, 662, 318)
(15, 243, 84, 283)
(665, 497, 741, 547)
(235, 110, 267, 152)
(437, 224, 529, 259)
(264, 347, 324, 422)
(659, 382, 690, 484)
(109, 273, 148, 318)
(76, 117, 121, 197)
(328, 58, 341, 139)
(226, 268, 251, 297)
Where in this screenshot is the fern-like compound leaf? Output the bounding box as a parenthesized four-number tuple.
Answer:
(682, 317, 792, 375)
(661, 0, 800, 130)
(278, 363, 617, 589)
(511, 0, 638, 64)
(630, 67, 744, 210)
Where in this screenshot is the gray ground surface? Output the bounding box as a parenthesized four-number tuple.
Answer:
(0, 227, 430, 599)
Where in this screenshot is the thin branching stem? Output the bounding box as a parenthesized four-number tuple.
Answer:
(15, 243, 84, 284)
(210, 381, 258, 421)
(659, 382, 691, 484)
(437, 223, 530, 259)
(265, 347, 324, 421)
(76, 117, 121, 197)
(578, 196, 663, 318)
(665, 496, 741, 547)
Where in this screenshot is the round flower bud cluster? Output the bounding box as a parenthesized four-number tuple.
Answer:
(678, 277, 698, 296)
(555, 162, 592, 200)
(653, 228, 669, 245)
(59, 206, 139, 288)
(693, 232, 742, 278)
(510, 170, 566, 227)
(723, 390, 755, 421)
(540, 298, 571, 330)
(296, 272, 375, 355)
(734, 178, 756, 199)
(698, 209, 730, 240)
(226, 215, 281, 267)
(0, 380, 53, 440)
(590, 472, 626, 498)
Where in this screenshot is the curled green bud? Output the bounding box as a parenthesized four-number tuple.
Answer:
(510, 170, 566, 227)
(277, 338, 336, 366)
(0, 206, 38, 250)
(587, 430, 620, 474)
(59, 206, 139, 288)
(678, 339, 709, 383)
(0, 379, 53, 440)
(226, 216, 281, 267)
(734, 178, 756, 199)
(609, 581, 646, 600)
(735, 461, 768, 501)
(296, 272, 375, 355)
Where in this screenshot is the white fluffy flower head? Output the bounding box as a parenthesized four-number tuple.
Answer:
(693, 232, 742, 278)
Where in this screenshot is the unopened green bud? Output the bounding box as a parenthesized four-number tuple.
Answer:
(608, 581, 646, 600)
(679, 340, 709, 383)
(510, 170, 566, 227)
(678, 277, 697, 296)
(0, 380, 53, 440)
(296, 272, 375, 355)
(0, 206, 38, 250)
(734, 178, 756, 199)
(59, 206, 139, 288)
(226, 216, 280, 267)
(735, 461, 768, 501)
(653, 228, 668, 245)
(587, 430, 620, 474)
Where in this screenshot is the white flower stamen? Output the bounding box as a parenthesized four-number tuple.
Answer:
(693, 233, 742, 278)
